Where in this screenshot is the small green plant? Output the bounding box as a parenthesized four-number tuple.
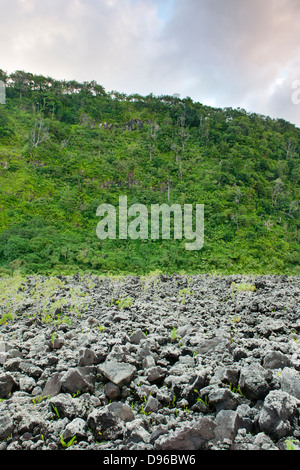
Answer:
(116, 296, 133, 310)
(171, 327, 180, 343)
(32, 395, 50, 405)
(229, 383, 246, 398)
(178, 287, 195, 304)
(139, 404, 151, 416)
(195, 394, 209, 407)
(231, 315, 241, 324)
(171, 394, 176, 407)
(97, 324, 106, 332)
(285, 437, 297, 450)
(60, 435, 77, 448)
(51, 404, 60, 419)
(51, 332, 58, 344)
(0, 313, 13, 325)
(231, 282, 256, 298)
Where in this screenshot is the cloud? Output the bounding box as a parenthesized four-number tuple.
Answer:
(155, 0, 300, 123)
(0, 0, 300, 126)
(0, 0, 162, 85)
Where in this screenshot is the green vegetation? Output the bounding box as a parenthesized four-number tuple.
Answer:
(60, 435, 77, 448)
(116, 296, 133, 309)
(0, 70, 299, 276)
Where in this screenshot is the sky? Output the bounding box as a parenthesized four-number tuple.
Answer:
(1, 0, 300, 127)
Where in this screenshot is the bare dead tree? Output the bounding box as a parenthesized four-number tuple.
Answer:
(271, 178, 285, 207)
(148, 122, 160, 161)
(286, 138, 296, 159)
(29, 118, 49, 162)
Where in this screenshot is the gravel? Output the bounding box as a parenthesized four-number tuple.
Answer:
(0, 273, 299, 451)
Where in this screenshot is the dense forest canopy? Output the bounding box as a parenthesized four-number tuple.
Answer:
(0, 69, 299, 276)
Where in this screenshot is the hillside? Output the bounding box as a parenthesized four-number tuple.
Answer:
(0, 70, 299, 276)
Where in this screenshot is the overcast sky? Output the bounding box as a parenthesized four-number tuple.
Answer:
(1, 0, 300, 127)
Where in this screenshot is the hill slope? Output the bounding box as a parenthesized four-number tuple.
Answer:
(0, 70, 299, 275)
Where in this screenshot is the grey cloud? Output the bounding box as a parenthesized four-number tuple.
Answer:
(155, 0, 300, 125)
(0, 0, 300, 126)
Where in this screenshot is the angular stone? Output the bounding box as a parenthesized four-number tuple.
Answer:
(147, 366, 167, 384)
(0, 415, 14, 441)
(0, 342, 13, 353)
(78, 348, 98, 366)
(16, 411, 47, 436)
(0, 353, 8, 366)
(62, 418, 88, 442)
(214, 410, 243, 443)
(107, 402, 134, 422)
(208, 387, 241, 412)
(130, 329, 146, 345)
(125, 419, 151, 444)
(19, 376, 36, 393)
(51, 337, 64, 350)
(49, 393, 77, 419)
(144, 395, 162, 414)
(19, 361, 43, 378)
(0, 373, 17, 399)
(87, 407, 124, 440)
(98, 360, 136, 387)
(263, 351, 291, 370)
(257, 320, 285, 338)
(41, 373, 62, 398)
(280, 367, 300, 400)
(104, 382, 120, 401)
(239, 363, 272, 400)
(142, 355, 156, 369)
(213, 367, 240, 388)
(3, 357, 21, 372)
(258, 390, 300, 440)
(197, 335, 229, 355)
(155, 418, 216, 450)
(60, 367, 95, 394)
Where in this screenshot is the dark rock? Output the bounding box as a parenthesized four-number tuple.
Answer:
(0, 415, 14, 440)
(130, 329, 146, 345)
(60, 367, 95, 394)
(262, 351, 291, 370)
(155, 418, 216, 450)
(144, 396, 162, 414)
(208, 387, 241, 412)
(104, 382, 120, 401)
(98, 360, 136, 387)
(257, 320, 285, 338)
(142, 355, 156, 369)
(0, 373, 17, 398)
(78, 348, 98, 366)
(49, 393, 77, 419)
(124, 419, 151, 444)
(280, 367, 300, 400)
(62, 418, 88, 442)
(19, 361, 43, 378)
(41, 372, 62, 398)
(87, 406, 124, 440)
(147, 366, 167, 384)
(107, 402, 134, 422)
(258, 390, 300, 440)
(239, 363, 272, 400)
(214, 410, 244, 443)
(213, 367, 240, 388)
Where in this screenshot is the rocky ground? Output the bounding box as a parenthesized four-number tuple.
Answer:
(0, 273, 300, 451)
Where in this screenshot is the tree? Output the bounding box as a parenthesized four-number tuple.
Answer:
(29, 117, 50, 162)
(272, 178, 285, 207)
(148, 122, 160, 161)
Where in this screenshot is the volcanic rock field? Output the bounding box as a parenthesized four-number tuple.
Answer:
(0, 273, 300, 451)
